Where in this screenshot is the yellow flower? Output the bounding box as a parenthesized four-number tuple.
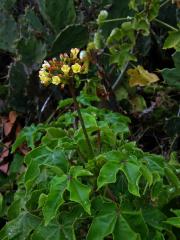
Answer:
(39, 69, 51, 85)
(71, 48, 79, 59)
(61, 64, 70, 75)
(72, 63, 81, 73)
(39, 75, 50, 85)
(52, 76, 61, 85)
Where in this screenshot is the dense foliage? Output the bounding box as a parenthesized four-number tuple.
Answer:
(0, 0, 179, 239)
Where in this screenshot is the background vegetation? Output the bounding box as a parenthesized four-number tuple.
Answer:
(0, 0, 179, 239)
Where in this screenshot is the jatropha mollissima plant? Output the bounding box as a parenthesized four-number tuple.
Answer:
(39, 48, 94, 156)
(0, 48, 179, 240)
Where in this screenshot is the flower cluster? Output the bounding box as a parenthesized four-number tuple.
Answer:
(39, 48, 89, 87)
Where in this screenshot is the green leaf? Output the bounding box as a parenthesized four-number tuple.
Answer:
(161, 51, 180, 89)
(8, 61, 28, 112)
(42, 175, 67, 225)
(9, 153, 24, 178)
(7, 199, 22, 220)
(121, 161, 142, 196)
(97, 161, 121, 189)
(42, 127, 66, 146)
(51, 25, 89, 56)
(0, 212, 40, 240)
(17, 36, 47, 65)
(58, 98, 73, 109)
(97, 151, 141, 196)
(12, 124, 41, 152)
(143, 208, 167, 230)
(24, 160, 40, 192)
(38, 0, 76, 32)
(38, 193, 47, 208)
(141, 164, 153, 186)
(81, 112, 98, 130)
(70, 166, 93, 178)
(25, 146, 68, 173)
(164, 166, 179, 188)
(164, 217, 180, 228)
(87, 203, 117, 240)
(143, 154, 164, 175)
(26, 189, 44, 211)
(113, 215, 139, 240)
(0, 12, 18, 53)
(163, 30, 180, 51)
(171, 209, 180, 217)
(31, 223, 63, 240)
(32, 222, 76, 240)
(122, 210, 149, 239)
(67, 178, 91, 214)
(32, 206, 82, 240)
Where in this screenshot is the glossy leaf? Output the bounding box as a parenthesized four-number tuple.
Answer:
(0, 212, 40, 240)
(164, 217, 180, 228)
(70, 166, 93, 178)
(24, 160, 40, 192)
(143, 208, 167, 230)
(163, 30, 180, 51)
(121, 161, 142, 196)
(113, 215, 139, 240)
(122, 210, 148, 239)
(87, 203, 117, 240)
(12, 124, 41, 152)
(42, 175, 67, 225)
(161, 51, 180, 89)
(31, 223, 76, 240)
(68, 166, 92, 214)
(141, 165, 153, 186)
(24, 146, 68, 173)
(97, 161, 121, 189)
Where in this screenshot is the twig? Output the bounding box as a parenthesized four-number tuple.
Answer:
(154, 18, 178, 31)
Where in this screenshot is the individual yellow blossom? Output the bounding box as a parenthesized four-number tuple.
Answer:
(39, 76, 50, 85)
(61, 64, 70, 75)
(71, 48, 79, 59)
(72, 63, 81, 73)
(52, 76, 61, 85)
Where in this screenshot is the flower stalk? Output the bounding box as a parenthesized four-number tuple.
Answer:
(68, 81, 94, 158)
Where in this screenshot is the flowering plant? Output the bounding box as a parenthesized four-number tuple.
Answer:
(39, 48, 89, 86)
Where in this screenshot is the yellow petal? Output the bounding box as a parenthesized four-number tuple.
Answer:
(72, 63, 81, 73)
(71, 48, 79, 58)
(52, 76, 61, 85)
(61, 64, 70, 75)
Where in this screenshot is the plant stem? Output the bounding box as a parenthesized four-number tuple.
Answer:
(154, 18, 178, 31)
(160, 0, 170, 8)
(101, 17, 133, 24)
(105, 186, 117, 202)
(68, 82, 94, 157)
